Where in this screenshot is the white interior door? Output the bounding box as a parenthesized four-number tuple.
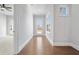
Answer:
(33, 15, 45, 35)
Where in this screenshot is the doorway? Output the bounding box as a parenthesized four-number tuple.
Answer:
(33, 15, 46, 36)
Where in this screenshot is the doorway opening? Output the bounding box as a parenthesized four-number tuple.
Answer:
(33, 15, 46, 36)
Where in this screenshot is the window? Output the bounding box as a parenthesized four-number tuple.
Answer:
(59, 5, 69, 16)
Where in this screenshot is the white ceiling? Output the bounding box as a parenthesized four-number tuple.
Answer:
(30, 4, 53, 15)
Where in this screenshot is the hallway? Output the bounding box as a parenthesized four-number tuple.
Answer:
(18, 36, 79, 55)
(14, 4, 79, 55)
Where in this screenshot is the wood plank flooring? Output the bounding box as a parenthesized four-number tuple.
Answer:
(18, 36, 79, 55)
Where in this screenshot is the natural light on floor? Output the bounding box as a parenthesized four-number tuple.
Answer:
(36, 37, 43, 54)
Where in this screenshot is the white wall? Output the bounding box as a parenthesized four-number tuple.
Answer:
(54, 5, 71, 45)
(6, 15, 14, 35)
(0, 13, 6, 37)
(45, 5, 54, 45)
(71, 5, 79, 50)
(14, 4, 33, 53)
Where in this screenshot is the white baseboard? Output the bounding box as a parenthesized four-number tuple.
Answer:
(17, 36, 33, 54)
(47, 39, 53, 46)
(70, 43, 79, 51)
(48, 41, 79, 51)
(53, 42, 71, 46)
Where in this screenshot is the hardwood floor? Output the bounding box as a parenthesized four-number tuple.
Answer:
(18, 35, 79, 55)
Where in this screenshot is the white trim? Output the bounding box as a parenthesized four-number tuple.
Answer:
(49, 41, 79, 51)
(52, 42, 71, 46)
(47, 38, 53, 46)
(49, 40, 53, 46)
(70, 43, 79, 51)
(17, 36, 33, 54)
